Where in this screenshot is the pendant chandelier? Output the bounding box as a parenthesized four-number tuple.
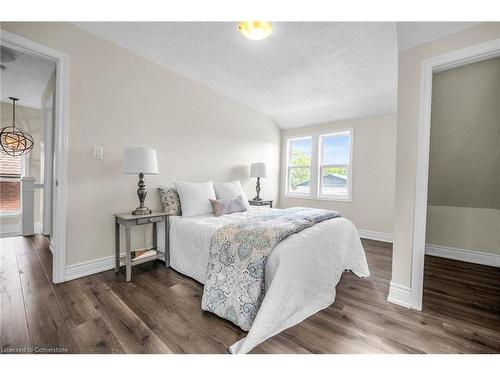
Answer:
(0, 97, 34, 157)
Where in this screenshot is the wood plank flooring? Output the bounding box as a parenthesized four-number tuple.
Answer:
(1, 235, 499, 353)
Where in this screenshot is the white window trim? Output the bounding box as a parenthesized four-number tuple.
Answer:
(0, 210, 21, 217)
(283, 129, 353, 202)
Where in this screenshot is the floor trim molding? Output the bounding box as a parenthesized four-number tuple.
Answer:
(426, 244, 500, 268)
(0, 222, 21, 238)
(65, 251, 164, 281)
(387, 281, 411, 309)
(1, 231, 21, 238)
(65, 255, 115, 281)
(358, 229, 393, 243)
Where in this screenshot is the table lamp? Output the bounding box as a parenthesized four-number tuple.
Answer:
(122, 147, 159, 215)
(250, 162, 267, 201)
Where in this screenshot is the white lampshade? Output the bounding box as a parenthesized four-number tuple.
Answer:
(250, 162, 267, 178)
(122, 147, 159, 175)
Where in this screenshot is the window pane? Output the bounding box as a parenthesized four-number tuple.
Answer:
(288, 167, 310, 194)
(321, 168, 348, 197)
(0, 180, 20, 211)
(321, 132, 351, 197)
(321, 133, 350, 165)
(0, 152, 21, 212)
(290, 138, 312, 167)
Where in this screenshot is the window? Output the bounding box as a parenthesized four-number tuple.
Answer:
(319, 131, 351, 199)
(285, 130, 352, 201)
(0, 152, 22, 213)
(287, 137, 312, 195)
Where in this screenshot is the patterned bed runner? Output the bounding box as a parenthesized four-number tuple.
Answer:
(201, 207, 340, 330)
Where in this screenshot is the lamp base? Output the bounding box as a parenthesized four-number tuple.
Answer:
(132, 172, 151, 215)
(132, 206, 152, 215)
(253, 177, 262, 201)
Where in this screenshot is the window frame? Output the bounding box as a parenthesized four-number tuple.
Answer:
(285, 136, 313, 197)
(283, 129, 353, 202)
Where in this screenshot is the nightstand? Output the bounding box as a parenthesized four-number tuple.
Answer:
(248, 200, 273, 208)
(114, 211, 170, 282)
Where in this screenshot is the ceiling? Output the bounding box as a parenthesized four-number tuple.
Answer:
(396, 22, 480, 51)
(1, 46, 56, 109)
(74, 22, 478, 128)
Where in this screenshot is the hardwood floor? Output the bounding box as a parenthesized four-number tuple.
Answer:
(1, 235, 499, 353)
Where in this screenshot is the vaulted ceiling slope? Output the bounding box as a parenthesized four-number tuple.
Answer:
(74, 22, 478, 129)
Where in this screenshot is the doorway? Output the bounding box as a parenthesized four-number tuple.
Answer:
(1, 46, 56, 239)
(422, 56, 500, 323)
(411, 37, 500, 310)
(1, 31, 69, 283)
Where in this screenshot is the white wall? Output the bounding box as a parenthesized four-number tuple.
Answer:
(392, 23, 500, 290)
(428, 58, 500, 209)
(280, 113, 397, 237)
(1, 22, 281, 266)
(426, 206, 500, 255)
(426, 57, 500, 257)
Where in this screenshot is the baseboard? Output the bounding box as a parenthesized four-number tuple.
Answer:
(426, 244, 500, 268)
(65, 250, 164, 281)
(358, 229, 393, 243)
(387, 281, 411, 309)
(0, 231, 21, 238)
(65, 255, 115, 281)
(1, 222, 21, 238)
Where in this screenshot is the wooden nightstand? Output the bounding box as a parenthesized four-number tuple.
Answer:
(248, 200, 273, 208)
(114, 211, 170, 282)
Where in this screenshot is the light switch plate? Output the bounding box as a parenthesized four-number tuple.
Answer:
(93, 146, 103, 159)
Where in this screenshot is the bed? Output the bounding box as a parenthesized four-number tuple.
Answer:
(168, 206, 370, 354)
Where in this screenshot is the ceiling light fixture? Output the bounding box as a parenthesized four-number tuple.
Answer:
(238, 21, 273, 41)
(0, 97, 34, 157)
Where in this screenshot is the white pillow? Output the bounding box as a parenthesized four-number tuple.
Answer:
(213, 180, 250, 209)
(174, 181, 216, 217)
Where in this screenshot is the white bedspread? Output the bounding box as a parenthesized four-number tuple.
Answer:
(169, 207, 370, 353)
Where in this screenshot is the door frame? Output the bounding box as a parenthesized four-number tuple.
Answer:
(411, 37, 500, 310)
(41, 89, 55, 237)
(1, 30, 70, 283)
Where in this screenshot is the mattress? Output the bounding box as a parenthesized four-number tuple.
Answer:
(167, 206, 369, 353)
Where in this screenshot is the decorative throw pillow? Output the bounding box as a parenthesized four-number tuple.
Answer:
(213, 180, 250, 209)
(209, 196, 247, 217)
(174, 181, 216, 217)
(157, 187, 182, 215)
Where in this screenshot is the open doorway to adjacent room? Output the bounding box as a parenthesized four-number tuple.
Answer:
(0, 45, 56, 237)
(0, 45, 56, 239)
(422, 56, 500, 320)
(1, 31, 68, 284)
